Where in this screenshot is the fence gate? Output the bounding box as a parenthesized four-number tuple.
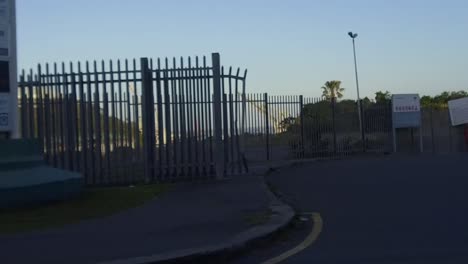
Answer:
(18, 53, 247, 185)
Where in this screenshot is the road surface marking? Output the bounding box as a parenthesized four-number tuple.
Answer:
(261, 212, 323, 264)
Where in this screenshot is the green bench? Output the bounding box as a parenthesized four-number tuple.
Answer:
(0, 139, 83, 208)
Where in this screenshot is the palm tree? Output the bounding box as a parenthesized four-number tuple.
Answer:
(321, 80, 344, 100)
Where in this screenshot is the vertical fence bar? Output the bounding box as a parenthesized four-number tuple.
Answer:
(43, 66, 51, 162)
(222, 92, 228, 174)
(189, 57, 202, 178)
(68, 71, 76, 171)
(124, 60, 132, 180)
(27, 72, 34, 138)
(212, 53, 224, 179)
(227, 68, 235, 173)
(19, 73, 26, 138)
(141, 58, 155, 182)
(129, 59, 140, 161)
(171, 58, 179, 178)
(318, 97, 323, 157)
(197, 57, 207, 177)
(46, 65, 57, 166)
(185, 59, 193, 178)
(70, 64, 79, 171)
(360, 100, 366, 152)
(102, 90, 111, 182)
(51, 65, 58, 166)
(257, 93, 262, 149)
(194, 57, 204, 176)
(103, 60, 111, 184)
(179, 58, 187, 178)
(430, 106, 435, 153)
(331, 98, 337, 154)
(122, 92, 129, 169)
(117, 60, 124, 183)
(52, 65, 60, 166)
(78, 64, 88, 180)
(44, 93, 51, 162)
(109, 61, 117, 164)
(93, 90, 101, 183)
(200, 59, 208, 176)
(62, 64, 71, 170)
(133, 60, 141, 167)
(36, 66, 44, 149)
(299, 95, 305, 159)
(192, 60, 199, 176)
(55, 64, 65, 169)
(221, 67, 228, 174)
(207, 59, 214, 174)
(163, 59, 172, 178)
(240, 70, 248, 172)
(234, 70, 241, 173)
(155, 66, 164, 180)
(86, 62, 95, 183)
(264, 93, 270, 160)
(93, 62, 102, 183)
(67, 67, 75, 169)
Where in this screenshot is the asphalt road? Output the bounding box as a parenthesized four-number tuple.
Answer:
(234, 153, 468, 264)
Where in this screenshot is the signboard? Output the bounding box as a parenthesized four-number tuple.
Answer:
(0, 0, 9, 56)
(392, 94, 420, 113)
(0, 0, 16, 137)
(392, 94, 421, 128)
(392, 94, 423, 152)
(448, 97, 468, 126)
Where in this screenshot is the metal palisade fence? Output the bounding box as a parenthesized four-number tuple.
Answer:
(18, 53, 248, 185)
(18, 54, 467, 185)
(241, 94, 467, 162)
(242, 94, 392, 161)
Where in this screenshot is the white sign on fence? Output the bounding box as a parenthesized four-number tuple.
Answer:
(0, 92, 9, 131)
(392, 94, 420, 113)
(391, 94, 423, 153)
(448, 97, 468, 126)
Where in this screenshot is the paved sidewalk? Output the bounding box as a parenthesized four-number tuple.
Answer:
(0, 174, 293, 264)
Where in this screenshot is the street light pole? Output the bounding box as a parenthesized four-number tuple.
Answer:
(348, 31, 365, 151)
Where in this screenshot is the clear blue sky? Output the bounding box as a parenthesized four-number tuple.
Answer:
(17, 0, 468, 99)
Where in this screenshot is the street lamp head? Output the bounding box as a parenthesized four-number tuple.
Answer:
(348, 32, 358, 38)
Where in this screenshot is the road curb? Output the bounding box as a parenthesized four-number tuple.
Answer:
(100, 170, 296, 264)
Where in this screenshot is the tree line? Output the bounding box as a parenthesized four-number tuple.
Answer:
(321, 80, 467, 108)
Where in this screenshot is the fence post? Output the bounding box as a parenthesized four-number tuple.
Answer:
(37, 66, 44, 149)
(430, 106, 435, 153)
(141, 58, 155, 182)
(27, 73, 34, 138)
(19, 73, 26, 138)
(360, 99, 366, 152)
(331, 97, 337, 154)
(264, 93, 270, 161)
(448, 110, 453, 152)
(299, 95, 305, 158)
(212, 53, 225, 179)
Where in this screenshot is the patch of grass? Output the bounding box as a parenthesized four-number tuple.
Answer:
(0, 184, 168, 234)
(244, 209, 273, 226)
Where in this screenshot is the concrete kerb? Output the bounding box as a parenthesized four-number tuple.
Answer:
(100, 162, 306, 264)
